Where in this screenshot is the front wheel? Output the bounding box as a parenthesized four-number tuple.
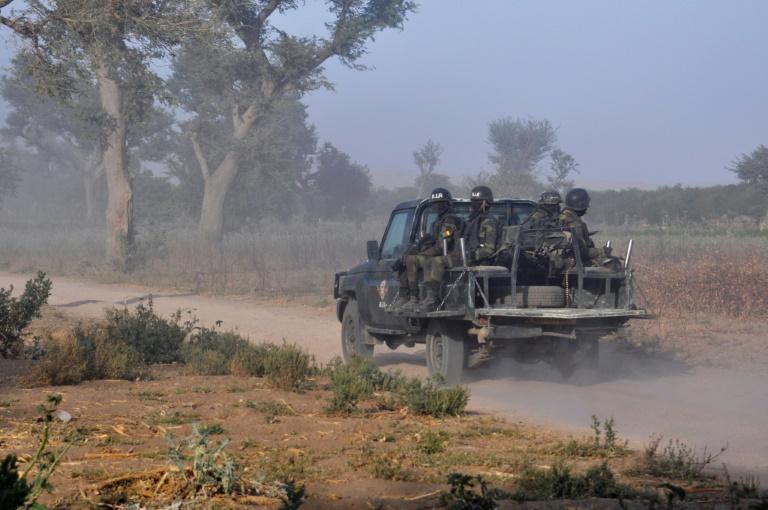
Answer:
(426, 320, 467, 384)
(341, 299, 374, 362)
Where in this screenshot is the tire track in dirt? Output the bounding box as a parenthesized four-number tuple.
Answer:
(3, 272, 766, 479)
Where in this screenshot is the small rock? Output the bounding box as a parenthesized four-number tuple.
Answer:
(56, 410, 72, 423)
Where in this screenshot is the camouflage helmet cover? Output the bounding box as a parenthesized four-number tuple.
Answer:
(564, 188, 591, 211)
(429, 187, 453, 203)
(470, 185, 493, 203)
(538, 190, 562, 205)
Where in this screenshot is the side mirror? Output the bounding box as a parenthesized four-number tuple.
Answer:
(366, 240, 379, 261)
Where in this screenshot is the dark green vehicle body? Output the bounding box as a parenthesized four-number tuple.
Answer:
(333, 198, 650, 382)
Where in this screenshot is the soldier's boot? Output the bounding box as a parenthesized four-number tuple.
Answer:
(418, 282, 440, 313)
(399, 296, 419, 312)
(390, 289, 410, 310)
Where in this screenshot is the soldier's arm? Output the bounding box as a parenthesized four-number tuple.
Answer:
(472, 218, 500, 262)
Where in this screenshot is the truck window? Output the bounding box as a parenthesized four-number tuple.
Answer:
(380, 209, 414, 260)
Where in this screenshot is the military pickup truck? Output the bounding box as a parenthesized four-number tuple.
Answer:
(333, 197, 650, 383)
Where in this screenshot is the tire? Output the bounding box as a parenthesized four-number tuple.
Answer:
(552, 332, 600, 378)
(426, 320, 467, 384)
(516, 286, 565, 308)
(340, 299, 374, 362)
(575, 331, 600, 371)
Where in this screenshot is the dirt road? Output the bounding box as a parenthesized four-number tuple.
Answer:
(3, 272, 766, 478)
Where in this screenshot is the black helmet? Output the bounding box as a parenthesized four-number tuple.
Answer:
(470, 185, 493, 203)
(564, 188, 590, 211)
(429, 187, 452, 203)
(538, 190, 562, 205)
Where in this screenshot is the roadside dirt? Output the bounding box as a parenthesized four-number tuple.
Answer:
(2, 271, 767, 487)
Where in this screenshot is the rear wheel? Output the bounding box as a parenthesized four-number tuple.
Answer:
(426, 320, 467, 384)
(341, 299, 374, 362)
(552, 331, 600, 378)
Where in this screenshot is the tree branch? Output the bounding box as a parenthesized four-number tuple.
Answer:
(0, 13, 36, 37)
(190, 132, 211, 181)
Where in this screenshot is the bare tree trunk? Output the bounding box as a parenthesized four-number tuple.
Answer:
(82, 150, 102, 224)
(193, 103, 263, 244)
(198, 154, 239, 244)
(97, 63, 133, 271)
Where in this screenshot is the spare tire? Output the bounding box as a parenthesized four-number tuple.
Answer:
(517, 286, 565, 307)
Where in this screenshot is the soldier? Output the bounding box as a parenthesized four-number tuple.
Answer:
(522, 190, 562, 229)
(465, 185, 500, 265)
(392, 188, 463, 312)
(559, 188, 601, 264)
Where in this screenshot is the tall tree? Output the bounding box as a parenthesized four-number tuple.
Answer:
(488, 117, 556, 197)
(413, 139, 442, 199)
(730, 144, 768, 226)
(0, 0, 197, 270)
(0, 149, 20, 206)
(1, 55, 103, 223)
(308, 142, 371, 220)
(177, 0, 416, 243)
(547, 148, 579, 195)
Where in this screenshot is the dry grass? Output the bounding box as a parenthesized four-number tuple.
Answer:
(595, 229, 768, 318)
(2, 222, 768, 318)
(0, 220, 384, 296)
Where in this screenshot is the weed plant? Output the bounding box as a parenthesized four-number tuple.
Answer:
(0, 394, 70, 510)
(644, 435, 727, 481)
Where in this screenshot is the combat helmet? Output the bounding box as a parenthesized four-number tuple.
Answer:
(538, 190, 562, 205)
(564, 188, 590, 212)
(470, 185, 494, 203)
(429, 187, 453, 203)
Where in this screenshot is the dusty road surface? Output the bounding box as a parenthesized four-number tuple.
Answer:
(2, 271, 767, 479)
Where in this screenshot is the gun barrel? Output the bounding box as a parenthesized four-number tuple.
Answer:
(442, 238, 448, 257)
(624, 239, 633, 268)
(460, 237, 468, 267)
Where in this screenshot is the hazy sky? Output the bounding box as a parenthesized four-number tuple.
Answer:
(1, 1, 766, 190)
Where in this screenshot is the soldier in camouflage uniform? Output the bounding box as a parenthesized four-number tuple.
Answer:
(522, 190, 562, 229)
(393, 188, 463, 312)
(465, 185, 500, 265)
(558, 188, 605, 264)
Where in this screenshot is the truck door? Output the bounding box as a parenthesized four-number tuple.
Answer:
(362, 207, 414, 330)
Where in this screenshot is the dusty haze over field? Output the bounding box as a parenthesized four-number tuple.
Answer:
(2, 1, 767, 189)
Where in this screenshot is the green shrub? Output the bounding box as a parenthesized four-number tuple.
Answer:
(263, 342, 316, 391)
(29, 325, 147, 385)
(105, 298, 191, 364)
(513, 461, 638, 501)
(0, 271, 52, 358)
(398, 378, 469, 418)
(0, 455, 29, 510)
(325, 356, 469, 417)
(325, 357, 379, 414)
(440, 473, 498, 510)
(418, 430, 449, 455)
(181, 328, 250, 375)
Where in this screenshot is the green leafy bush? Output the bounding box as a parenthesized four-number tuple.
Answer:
(0, 271, 52, 358)
(263, 342, 316, 391)
(325, 356, 469, 417)
(0, 455, 29, 510)
(105, 298, 191, 364)
(440, 473, 498, 510)
(513, 461, 638, 501)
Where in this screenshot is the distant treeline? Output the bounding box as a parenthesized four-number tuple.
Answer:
(589, 184, 768, 227)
